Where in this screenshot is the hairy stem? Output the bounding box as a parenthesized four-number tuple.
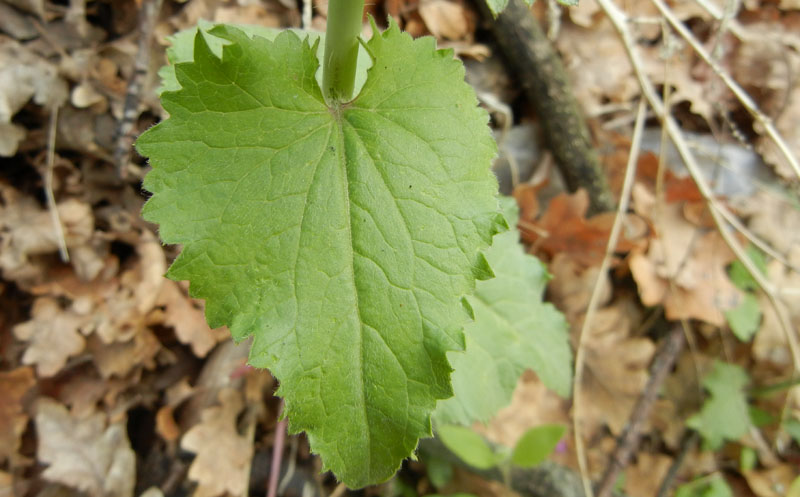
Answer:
(322, 0, 364, 103)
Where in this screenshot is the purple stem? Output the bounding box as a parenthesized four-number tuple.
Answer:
(267, 402, 288, 497)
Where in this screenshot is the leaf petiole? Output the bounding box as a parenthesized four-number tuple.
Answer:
(322, 0, 365, 103)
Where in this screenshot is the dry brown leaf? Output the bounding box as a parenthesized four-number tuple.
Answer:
(743, 465, 798, 497)
(57, 374, 115, 418)
(418, 0, 470, 41)
(578, 304, 655, 437)
(0, 471, 12, 497)
(156, 406, 181, 443)
(88, 328, 161, 378)
(624, 453, 672, 497)
(35, 398, 135, 497)
(548, 252, 612, 322)
(478, 371, 570, 448)
(0, 37, 68, 156)
(568, 0, 600, 27)
(735, 191, 800, 256)
(0, 185, 94, 286)
(730, 23, 800, 180)
(558, 9, 715, 121)
(0, 367, 35, 465)
(27, 235, 166, 346)
(156, 280, 227, 358)
(557, 19, 640, 117)
(181, 388, 253, 497)
(629, 184, 742, 326)
(156, 377, 196, 442)
(13, 297, 88, 377)
(521, 190, 644, 267)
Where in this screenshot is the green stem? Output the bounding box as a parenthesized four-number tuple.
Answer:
(322, 0, 365, 103)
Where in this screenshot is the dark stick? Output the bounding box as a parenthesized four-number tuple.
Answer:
(474, 0, 615, 215)
(114, 0, 163, 178)
(655, 430, 699, 497)
(268, 402, 288, 497)
(595, 326, 686, 497)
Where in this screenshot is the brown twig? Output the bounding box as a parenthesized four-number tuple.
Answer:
(595, 325, 686, 497)
(655, 430, 699, 497)
(114, 0, 163, 178)
(475, 0, 615, 215)
(268, 402, 288, 497)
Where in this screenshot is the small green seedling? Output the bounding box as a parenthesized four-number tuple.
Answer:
(435, 423, 566, 486)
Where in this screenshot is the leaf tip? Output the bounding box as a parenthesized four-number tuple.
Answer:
(472, 252, 495, 281)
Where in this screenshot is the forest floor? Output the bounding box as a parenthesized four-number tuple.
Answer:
(2, 0, 800, 496)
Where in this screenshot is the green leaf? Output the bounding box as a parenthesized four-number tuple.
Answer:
(782, 416, 800, 444)
(739, 446, 757, 471)
(434, 199, 572, 426)
(157, 21, 372, 97)
(748, 405, 774, 427)
(687, 361, 752, 449)
(728, 245, 767, 292)
(424, 456, 453, 489)
(484, 0, 510, 17)
(510, 424, 566, 468)
(136, 22, 502, 488)
(436, 425, 503, 470)
(675, 475, 733, 497)
(789, 476, 800, 497)
(725, 292, 761, 342)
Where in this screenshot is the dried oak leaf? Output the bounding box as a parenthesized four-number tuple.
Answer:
(0, 37, 68, 156)
(477, 371, 570, 449)
(629, 183, 742, 326)
(417, 0, 471, 41)
(29, 234, 166, 347)
(548, 252, 612, 322)
(181, 388, 253, 497)
(13, 297, 87, 377)
(35, 398, 135, 497)
(0, 367, 35, 465)
(0, 185, 94, 286)
(522, 190, 640, 267)
(624, 453, 673, 497)
(578, 304, 656, 437)
(743, 464, 798, 497)
(731, 23, 800, 180)
(87, 328, 161, 378)
(155, 280, 228, 358)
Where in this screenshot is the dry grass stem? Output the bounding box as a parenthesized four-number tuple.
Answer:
(44, 106, 69, 263)
(573, 99, 648, 497)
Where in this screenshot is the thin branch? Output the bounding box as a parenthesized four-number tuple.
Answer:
(572, 99, 648, 497)
(44, 106, 69, 263)
(595, 325, 686, 497)
(649, 0, 800, 180)
(655, 430, 699, 497)
(114, 0, 163, 178)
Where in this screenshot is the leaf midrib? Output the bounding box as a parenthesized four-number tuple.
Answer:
(331, 105, 372, 477)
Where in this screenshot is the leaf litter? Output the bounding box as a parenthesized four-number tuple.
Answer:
(2, 0, 800, 495)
